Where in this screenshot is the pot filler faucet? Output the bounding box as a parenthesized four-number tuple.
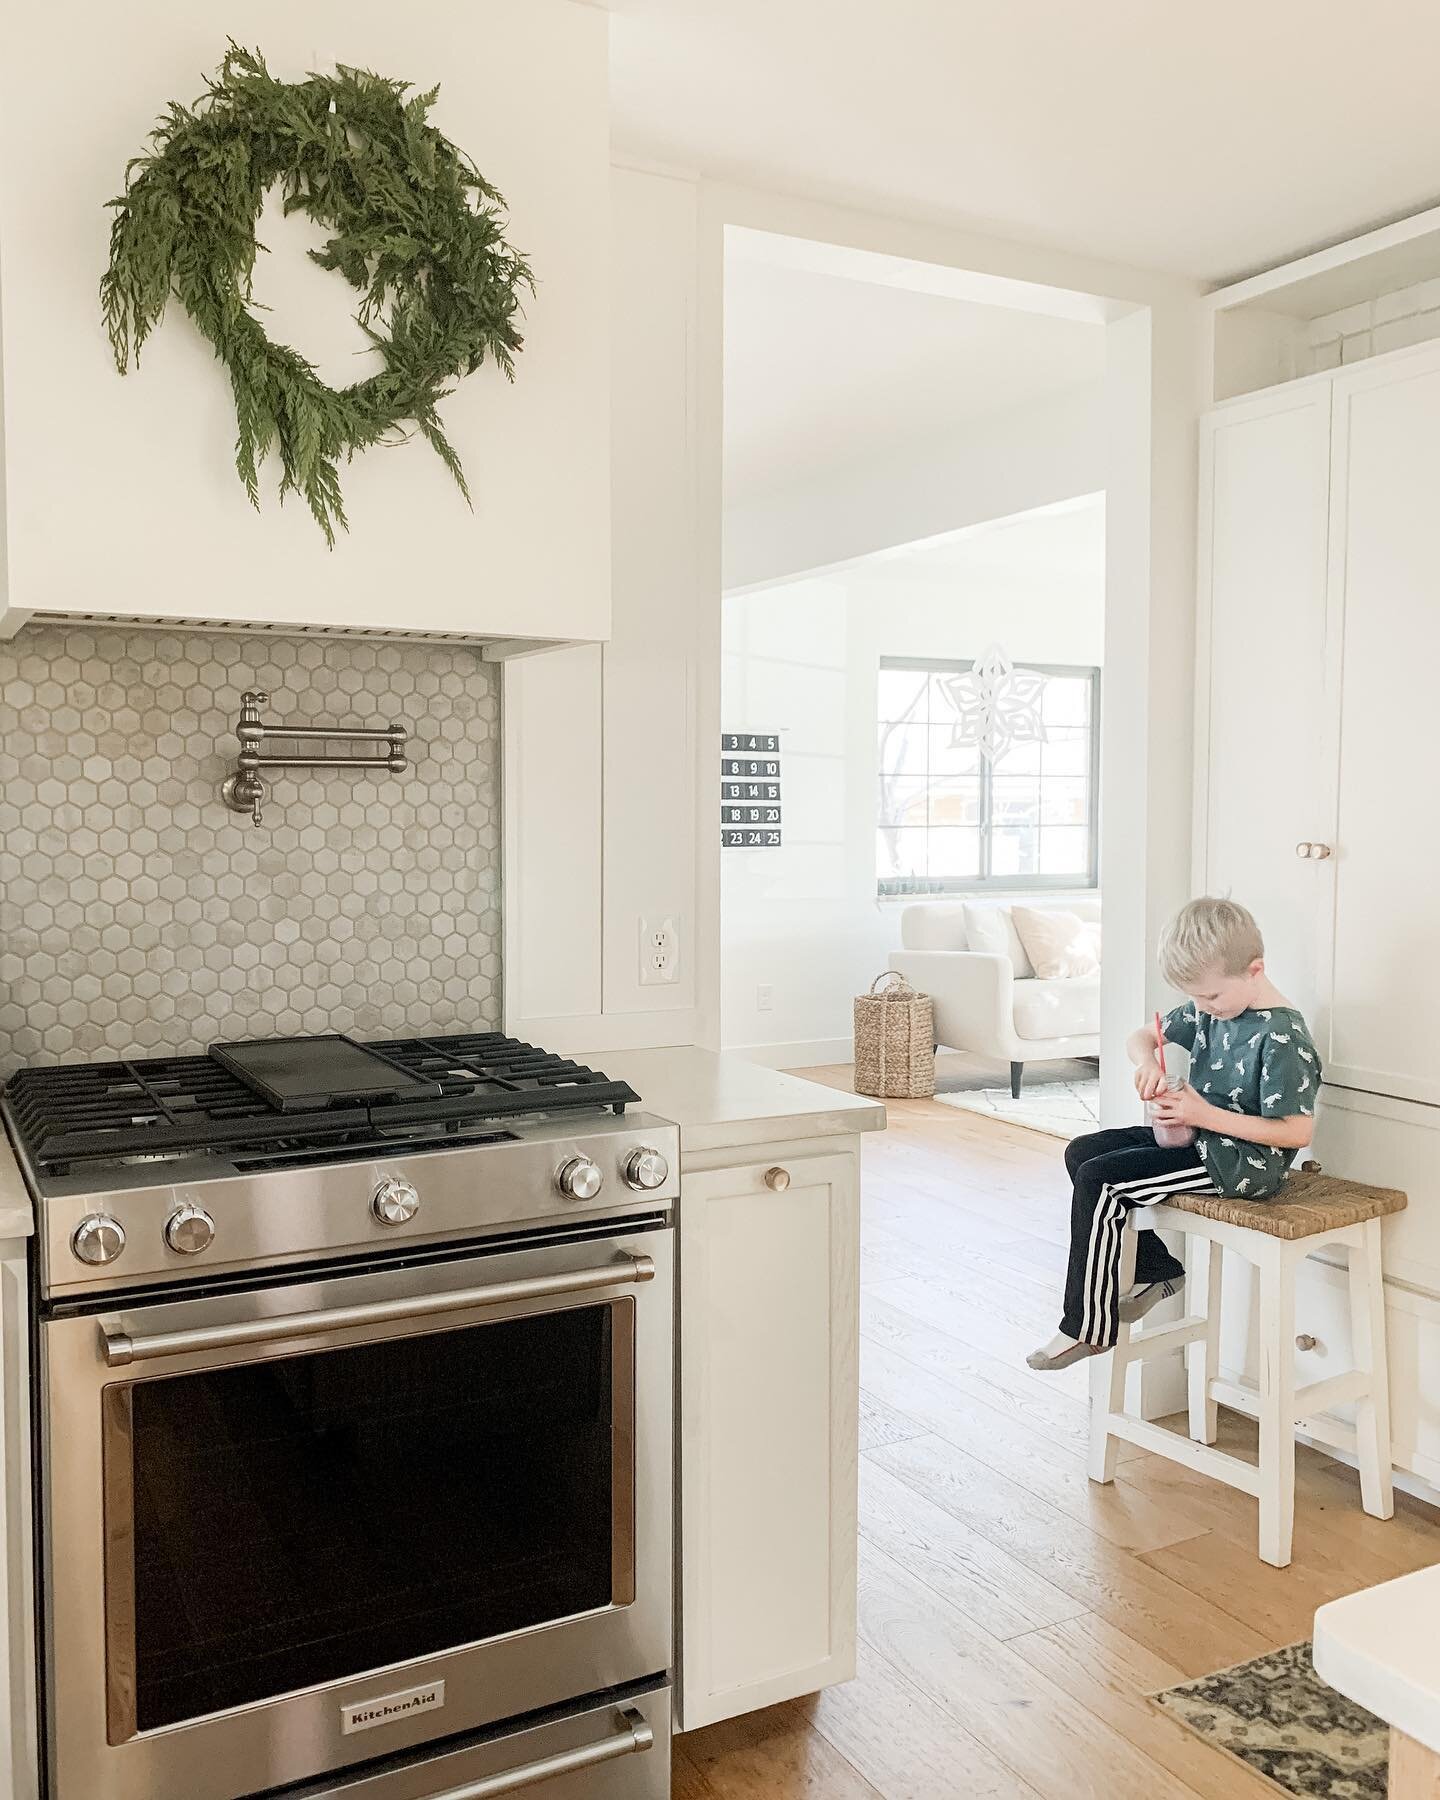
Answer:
(219, 689, 409, 826)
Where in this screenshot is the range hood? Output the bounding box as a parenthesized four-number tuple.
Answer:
(0, 1, 611, 656)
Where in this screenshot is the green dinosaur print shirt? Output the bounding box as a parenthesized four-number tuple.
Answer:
(1160, 1002, 1321, 1199)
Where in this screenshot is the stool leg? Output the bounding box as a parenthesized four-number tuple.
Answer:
(1349, 1217, 1395, 1522)
(1088, 1226, 1137, 1485)
(1257, 1242, 1297, 1567)
(1186, 1238, 1222, 1446)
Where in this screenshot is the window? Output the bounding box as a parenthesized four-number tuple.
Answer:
(877, 656, 1100, 895)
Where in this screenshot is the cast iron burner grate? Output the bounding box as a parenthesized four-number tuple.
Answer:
(0, 1033, 638, 1178)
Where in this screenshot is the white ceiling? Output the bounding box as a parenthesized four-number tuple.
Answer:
(607, 0, 1440, 282)
(723, 254, 1103, 507)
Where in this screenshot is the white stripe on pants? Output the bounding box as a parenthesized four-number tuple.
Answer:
(1078, 1163, 1217, 1346)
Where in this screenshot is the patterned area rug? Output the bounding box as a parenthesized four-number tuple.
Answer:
(1153, 1640, 1387, 1798)
(934, 1078, 1101, 1140)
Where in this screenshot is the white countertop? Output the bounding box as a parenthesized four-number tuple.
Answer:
(1314, 1566, 1440, 1750)
(0, 1136, 33, 1239)
(580, 1047, 886, 1153)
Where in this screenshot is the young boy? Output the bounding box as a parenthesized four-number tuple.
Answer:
(1027, 897, 1320, 1371)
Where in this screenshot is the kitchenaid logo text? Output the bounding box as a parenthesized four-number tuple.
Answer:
(341, 1681, 446, 1734)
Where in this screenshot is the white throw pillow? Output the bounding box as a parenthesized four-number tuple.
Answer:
(962, 903, 1035, 978)
(1010, 906, 1101, 980)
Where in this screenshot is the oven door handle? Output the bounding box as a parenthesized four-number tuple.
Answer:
(425, 1706, 655, 1798)
(98, 1253, 657, 1367)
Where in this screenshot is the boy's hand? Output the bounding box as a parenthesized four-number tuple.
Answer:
(1134, 1060, 1167, 1102)
(1149, 1082, 1209, 1128)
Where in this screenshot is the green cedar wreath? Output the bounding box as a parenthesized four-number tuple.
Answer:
(101, 43, 533, 545)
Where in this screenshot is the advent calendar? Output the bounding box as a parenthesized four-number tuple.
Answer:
(721, 733, 782, 847)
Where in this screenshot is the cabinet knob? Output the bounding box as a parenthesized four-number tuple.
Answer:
(1295, 841, 1311, 859)
(1295, 841, 1333, 860)
(763, 1166, 791, 1192)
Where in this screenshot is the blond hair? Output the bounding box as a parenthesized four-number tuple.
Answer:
(1158, 897, 1264, 987)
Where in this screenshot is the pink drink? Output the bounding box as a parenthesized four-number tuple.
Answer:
(1147, 1075, 1196, 1148)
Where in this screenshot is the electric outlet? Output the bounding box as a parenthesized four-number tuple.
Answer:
(639, 916, 681, 986)
(756, 984, 773, 1012)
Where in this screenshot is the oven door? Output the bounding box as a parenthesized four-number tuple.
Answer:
(39, 1222, 672, 1800)
(298, 1685, 669, 1800)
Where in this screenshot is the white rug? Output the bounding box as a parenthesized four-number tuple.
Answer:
(935, 1078, 1102, 1141)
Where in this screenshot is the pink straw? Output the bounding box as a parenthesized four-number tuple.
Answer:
(1154, 1011, 1168, 1077)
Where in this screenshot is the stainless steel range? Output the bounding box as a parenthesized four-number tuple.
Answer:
(2, 1031, 677, 1800)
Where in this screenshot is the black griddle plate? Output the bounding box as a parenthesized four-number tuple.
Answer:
(211, 1036, 443, 1113)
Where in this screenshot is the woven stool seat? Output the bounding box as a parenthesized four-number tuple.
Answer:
(1163, 1168, 1408, 1240)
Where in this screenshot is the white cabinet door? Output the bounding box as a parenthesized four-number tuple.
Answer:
(1196, 383, 1333, 1021)
(677, 1145, 859, 1733)
(1322, 343, 1440, 1105)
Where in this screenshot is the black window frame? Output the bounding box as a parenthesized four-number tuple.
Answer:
(876, 654, 1101, 897)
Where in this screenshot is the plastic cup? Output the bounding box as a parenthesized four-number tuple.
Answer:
(1147, 1075, 1196, 1149)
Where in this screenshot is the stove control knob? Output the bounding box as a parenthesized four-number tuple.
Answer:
(557, 1156, 604, 1202)
(623, 1147, 670, 1192)
(372, 1177, 420, 1227)
(164, 1203, 215, 1256)
(72, 1213, 126, 1267)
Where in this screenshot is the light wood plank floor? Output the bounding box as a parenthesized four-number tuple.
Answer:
(674, 1068, 1440, 1799)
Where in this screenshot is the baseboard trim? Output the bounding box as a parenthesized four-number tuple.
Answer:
(1294, 1429, 1440, 1511)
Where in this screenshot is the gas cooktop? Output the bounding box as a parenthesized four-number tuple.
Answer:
(2, 1032, 639, 1182)
(1, 1032, 676, 1301)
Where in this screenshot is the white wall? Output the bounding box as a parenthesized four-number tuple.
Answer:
(722, 498, 1105, 1062)
(0, 0, 610, 644)
(1101, 300, 1204, 1122)
(505, 166, 702, 1050)
(724, 382, 1105, 591)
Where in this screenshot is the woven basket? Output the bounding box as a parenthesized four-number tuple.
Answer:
(853, 972, 935, 1099)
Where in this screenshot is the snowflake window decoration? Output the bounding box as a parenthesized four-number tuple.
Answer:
(942, 645, 1048, 764)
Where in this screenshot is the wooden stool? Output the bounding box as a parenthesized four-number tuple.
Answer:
(1087, 1168, 1407, 1567)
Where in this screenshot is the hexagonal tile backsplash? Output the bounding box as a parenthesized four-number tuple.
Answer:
(0, 625, 501, 1075)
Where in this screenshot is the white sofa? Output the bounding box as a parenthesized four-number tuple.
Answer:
(888, 897, 1100, 1096)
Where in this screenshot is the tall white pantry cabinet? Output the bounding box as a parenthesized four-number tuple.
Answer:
(1196, 336, 1440, 1486)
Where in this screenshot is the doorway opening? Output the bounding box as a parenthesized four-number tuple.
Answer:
(718, 227, 1111, 1137)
